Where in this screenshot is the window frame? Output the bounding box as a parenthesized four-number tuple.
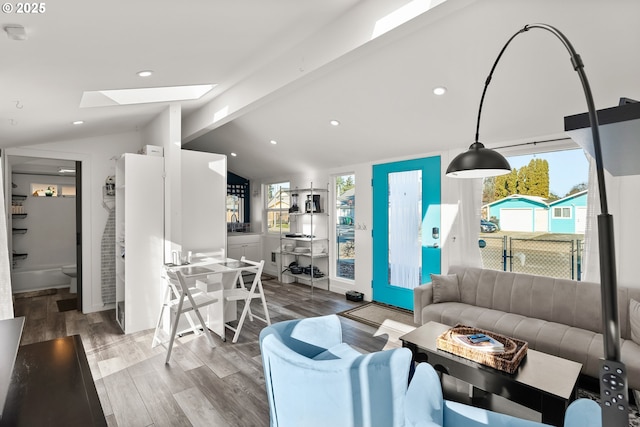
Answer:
(552, 206, 572, 219)
(334, 173, 356, 282)
(265, 181, 290, 234)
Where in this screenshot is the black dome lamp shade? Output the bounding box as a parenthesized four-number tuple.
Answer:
(445, 142, 511, 178)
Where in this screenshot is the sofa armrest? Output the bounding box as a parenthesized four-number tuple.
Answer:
(413, 283, 434, 324)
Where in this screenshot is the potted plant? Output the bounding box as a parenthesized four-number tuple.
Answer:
(44, 186, 56, 197)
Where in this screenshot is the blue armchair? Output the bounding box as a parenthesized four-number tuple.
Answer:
(259, 314, 602, 427)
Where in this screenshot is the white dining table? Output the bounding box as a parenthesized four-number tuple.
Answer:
(162, 255, 259, 341)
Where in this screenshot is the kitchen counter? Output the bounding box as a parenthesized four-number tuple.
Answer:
(1, 334, 106, 426)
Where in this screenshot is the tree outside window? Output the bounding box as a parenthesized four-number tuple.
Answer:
(266, 182, 290, 233)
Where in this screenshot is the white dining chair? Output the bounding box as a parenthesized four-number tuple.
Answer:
(153, 268, 219, 363)
(223, 257, 271, 343)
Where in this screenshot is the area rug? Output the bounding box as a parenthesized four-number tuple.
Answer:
(338, 301, 418, 329)
(56, 298, 77, 312)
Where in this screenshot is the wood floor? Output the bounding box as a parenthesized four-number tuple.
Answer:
(13, 280, 395, 427)
(15, 280, 619, 426)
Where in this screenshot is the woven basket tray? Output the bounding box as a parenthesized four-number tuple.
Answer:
(436, 324, 528, 374)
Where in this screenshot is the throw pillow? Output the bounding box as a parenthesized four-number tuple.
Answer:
(431, 273, 460, 304)
(630, 298, 640, 346)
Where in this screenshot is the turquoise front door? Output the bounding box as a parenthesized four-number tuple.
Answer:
(372, 156, 441, 310)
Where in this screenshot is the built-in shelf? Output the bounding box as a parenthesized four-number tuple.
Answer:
(11, 214, 27, 219)
(12, 228, 27, 234)
(11, 195, 27, 201)
(12, 253, 28, 261)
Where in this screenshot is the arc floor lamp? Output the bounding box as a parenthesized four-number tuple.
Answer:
(446, 23, 628, 426)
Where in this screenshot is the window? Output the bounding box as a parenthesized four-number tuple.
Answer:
(336, 174, 355, 280)
(227, 195, 244, 221)
(552, 207, 571, 219)
(61, 185, 76, 197)
(266, 182, 289, 233)
(227, 183, 247, 223)
(30, 183, 58, 197)
(480, 148, 589, 280)
(227, 173, 250, 231)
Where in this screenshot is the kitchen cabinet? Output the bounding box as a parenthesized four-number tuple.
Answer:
(279, 184, 329, 292)
(227, 233, 261, 262)
(115, 153, 164, 334)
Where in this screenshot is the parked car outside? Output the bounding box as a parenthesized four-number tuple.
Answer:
(480, 219, 498, 233)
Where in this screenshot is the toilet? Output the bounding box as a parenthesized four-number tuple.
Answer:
(62, 264, 77, 293)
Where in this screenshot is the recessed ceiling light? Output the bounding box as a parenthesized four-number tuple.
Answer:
(58, 168, 76, 173)
(137, 70, 153, 77)
(230, 152, 237, 157)
(270, 140, 277, 145)
(330, 120, 340, 126)
(433, 87, 447, 96)
(72, 120, 84, 125)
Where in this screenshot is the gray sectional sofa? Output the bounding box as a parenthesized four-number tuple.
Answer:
(413, 265, 640, 391)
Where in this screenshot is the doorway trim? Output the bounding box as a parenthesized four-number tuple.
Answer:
(5, 148, 91, 312)
(372, 156, 441, 310)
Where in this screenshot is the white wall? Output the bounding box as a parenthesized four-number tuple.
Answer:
(144, 104, 227, 261)
(144, 104, 182, 263)
(6, 131, 144, 312)
(180, 150, 227, 254)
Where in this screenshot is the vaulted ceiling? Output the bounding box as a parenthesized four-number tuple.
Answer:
(2, 0, 638, 180)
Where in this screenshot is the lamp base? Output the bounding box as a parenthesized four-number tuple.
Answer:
(599, 359, 629, 425)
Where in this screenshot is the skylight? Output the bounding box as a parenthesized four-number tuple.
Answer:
(372, 0, 448, 39)
(80, 84, 216, 108)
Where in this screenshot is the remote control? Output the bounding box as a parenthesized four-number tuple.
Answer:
(599, 359, 629, 426)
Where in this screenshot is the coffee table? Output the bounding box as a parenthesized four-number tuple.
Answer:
(400, 321, 582, 427)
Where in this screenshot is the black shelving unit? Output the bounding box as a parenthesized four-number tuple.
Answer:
(11, 194, 28, 265)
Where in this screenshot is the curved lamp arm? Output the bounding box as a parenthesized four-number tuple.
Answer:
(472, 23, 626, 426)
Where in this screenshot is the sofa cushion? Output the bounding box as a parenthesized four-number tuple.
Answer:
(431, 274, 460, 303)
(630, 298, 640, 345)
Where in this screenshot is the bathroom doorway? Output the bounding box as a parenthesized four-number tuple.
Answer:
(7, 155, 82, 311)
